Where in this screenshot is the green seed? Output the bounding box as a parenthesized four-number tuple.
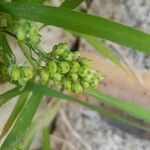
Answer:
(51, 73, 62, 81)
(62, 50, 69, 57)
(79, 58, 91, 67)
(69, 73, 78, 82)
(56, 43, 69, 51)
(52, 43, 69, 56)
(59, 61, 70, 74)
(91, 79, 99, 88)
(63, 79, 72, 90)
(70, 61, 80, 73)
(81, 81, 89, 89)
(78, 68, 89, 77)
(17, 31, 26, 41)
(20, 77, 29, 83)
(48, 60, 57, 73)
(62, 51, 74, 61)
(95, 71, 104, 81)
(31, 35, 40, 44)
(19, 76, 31, 85)
(52, 45, 65, 56)
(83, 72, 94, 81)
(72, 83, 83, 93)
(29, 26, 39, 35)
(22, 66, 33, 79)
(61, 43, 69, 50)
(11, 67, 20, 81)
(40, 69, 49, 82)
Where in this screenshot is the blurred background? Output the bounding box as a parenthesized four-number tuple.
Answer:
(0, 0, 150, 149)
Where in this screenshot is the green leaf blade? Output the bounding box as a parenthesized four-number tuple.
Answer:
(1, 92, 43, 150)
(25, 82, 150, 131)
(0, 87, 22, 107)
(18, 100, 61, 150)
(86, 88, 150, 121)
(60, 0, 85, 9)
(1, 2, 150, 54)
(0, 91, 30, 139)
(42, 126, 51, 150)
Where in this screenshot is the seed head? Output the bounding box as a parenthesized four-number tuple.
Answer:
(42, 43, 104, 93)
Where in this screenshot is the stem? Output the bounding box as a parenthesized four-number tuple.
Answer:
(18, 42, 39, 70)
(28, 44, 47, 62)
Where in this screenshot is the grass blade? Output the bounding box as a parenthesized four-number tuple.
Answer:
(0, 87, 23, 107)
(60, 0, 85, 9)
(0, 91, 30, 139)
(1, 2, 150, 54)
(86, 88, 150, 121)
(25, 82, 150, 131)
(1, 92, 43, 150)
(18, 100, 62, 150)
(42, 126, 51, 150)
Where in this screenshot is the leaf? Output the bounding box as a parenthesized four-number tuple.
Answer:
(0, 91, 30, 139)
(25, 82, 150, 131)
(18, 100, 61, 150)
(60, 0, 85, 9)
(42, 126, 51, 150)
(86, 88, 150, 121)
(0, 86, 23, 107)
(1, 83, 149, 149)
(1, 92, 43, 150)
(1, 2, 150, 54)
(17, 126, 36, 150)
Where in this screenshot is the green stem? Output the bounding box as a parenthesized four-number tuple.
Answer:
(27, 44, 47, 62)
(18, 42, 39, 70)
